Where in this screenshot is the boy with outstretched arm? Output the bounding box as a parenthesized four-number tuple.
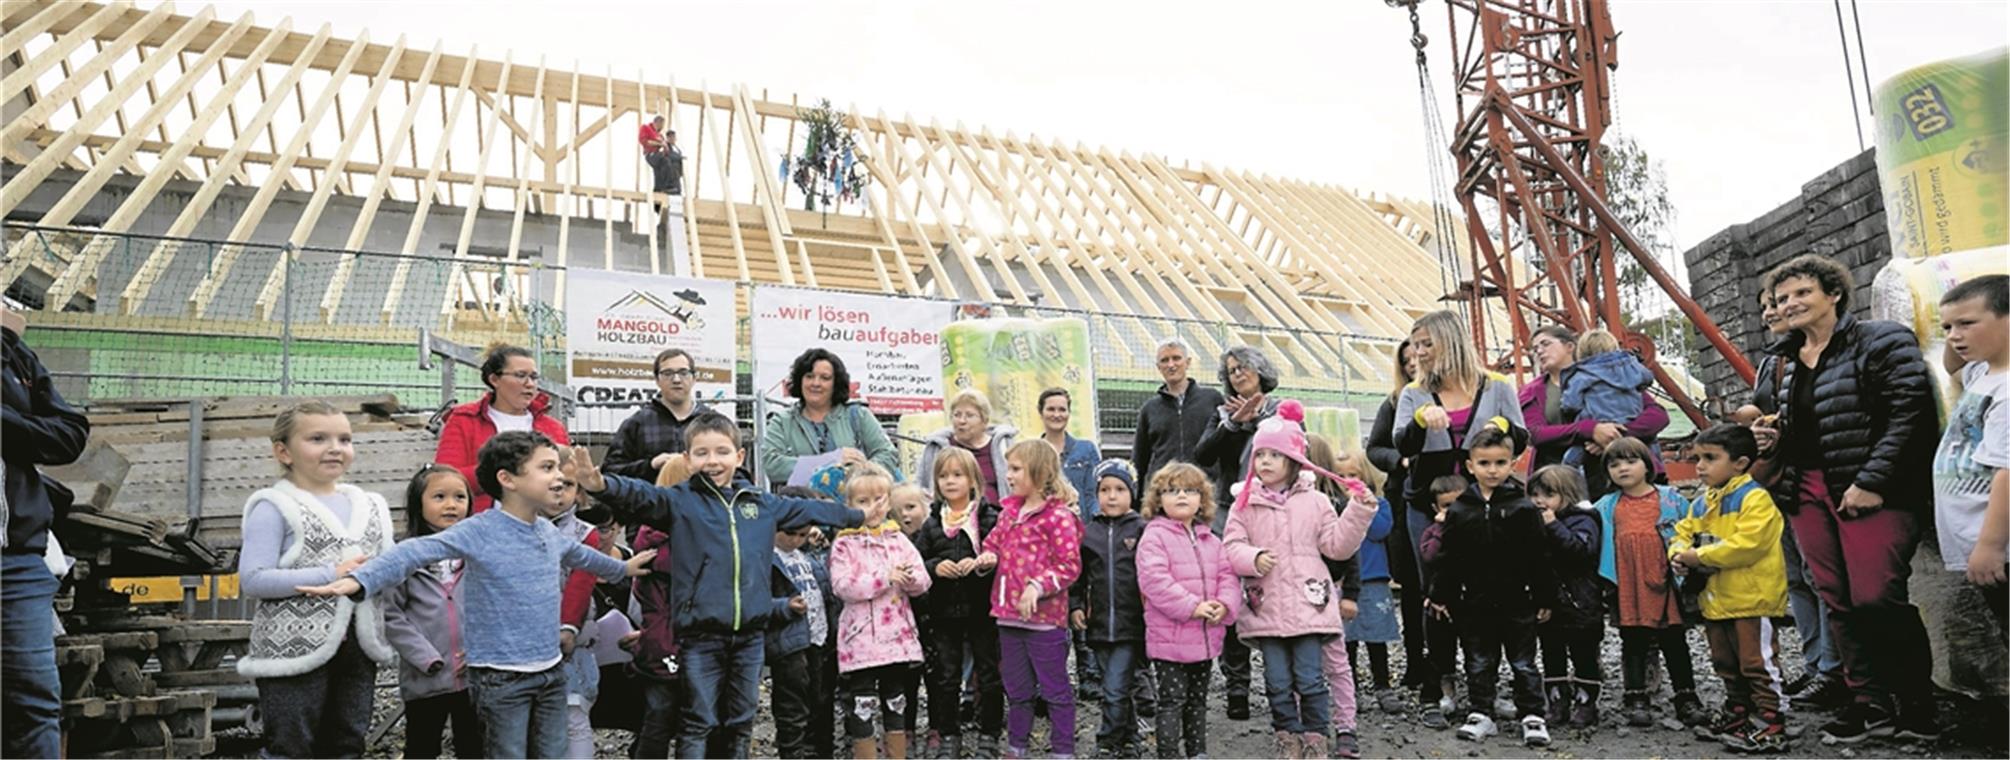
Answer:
(297, 431, 657, 759)
(561, 411, 865, 760)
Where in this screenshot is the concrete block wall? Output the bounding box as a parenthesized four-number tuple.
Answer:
(1681, 149, 1891, 408)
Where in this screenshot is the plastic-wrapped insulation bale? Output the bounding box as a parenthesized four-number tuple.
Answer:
(1873, 48, 2008, 259)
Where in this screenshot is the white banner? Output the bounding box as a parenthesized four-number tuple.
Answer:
(565, 270, 737, 433)
(751, 286, 952, 415)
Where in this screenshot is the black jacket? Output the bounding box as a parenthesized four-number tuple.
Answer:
(1430, 479, 1556, 616)
(1071, 511, 1147, 643)
(1541, 504, 1605, 629)
(1133, 381, 1228, 487)
(1365, 396, 1420, 589)
(1193, 396, 1281, 520)
(3, 328, 88, 553)
(913, 501, 1001, 620)
(1764, 315, 1939, 513)
(605, 399, 702, 480)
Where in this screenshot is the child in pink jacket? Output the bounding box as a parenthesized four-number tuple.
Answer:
(1137, 462, 1242, 759)
(1222, 400, 1379, 759)
(977, 439, 1085, 759)
(829, 464, 932, 759)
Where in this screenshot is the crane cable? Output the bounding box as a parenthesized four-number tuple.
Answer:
(1393, 1, 1465, 311)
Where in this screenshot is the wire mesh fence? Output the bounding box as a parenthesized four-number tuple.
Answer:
(4, 222, 1402, 437)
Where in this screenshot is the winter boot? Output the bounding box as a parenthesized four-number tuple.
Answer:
(885, 731, 909, 760)
(1544, 679, 1571, 725)
(1624, 689, 1654, 727)
(973, 734, 999, 759)
(1299, 731, 1327, 759)
(1274, 729, 1304, 759)
(1227, 693, 1251, 721)
(1569, 678, 1601, 729)
(1674, 690, 1709, 727)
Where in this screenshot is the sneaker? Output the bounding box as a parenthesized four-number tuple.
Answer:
(1820, 702, 1895, 745)
(1377, 688, 1406, 714)
(1792, 674, 1849, 710)
(1330, 730, 1360, 759)
(1457, 713, 1498, 742)
(1892, 709, 1942, 742)
(1521, 716, 1551, 747)
(1437, 694, 1457, 719)
(1696, 705, 1750, 743)
(1420, 707, 1450, 730)
(1227, 693, 1251, 721)
(1724, 711, 1790, 753)
(1782, 671, 1818, 696)
(1623, 694, 1655, 728)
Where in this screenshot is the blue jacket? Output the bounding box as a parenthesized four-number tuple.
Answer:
(1592, 485, 1689, 586)
(593, 474, 863, 635)
(766, 549, 831, 659)
(3, 328, 89, 552)
(1059, 436, 1104, 520)
(353, 508, 629, 670)
(1561, 350, 1652, 424)
(1355, 497, 1396, 582)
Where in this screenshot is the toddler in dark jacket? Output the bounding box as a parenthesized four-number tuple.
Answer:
(1070, 459, 1150, 757)
(1527, 465, 1605, 729)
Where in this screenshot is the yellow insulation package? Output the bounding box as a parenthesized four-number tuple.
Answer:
(1874, 48, 2009, 259)
(936, 318, 1098, 445)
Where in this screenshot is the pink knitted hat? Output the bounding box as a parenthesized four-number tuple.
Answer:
(1234, 400, 1374, 510)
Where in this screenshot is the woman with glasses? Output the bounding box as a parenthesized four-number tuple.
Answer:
(433, 343, 570, 512)
(915, 388, 1019, 505)
(759, 348, 903, 485)
(1190, 344, 1282, 722)
(1517, 325, 1669, 496)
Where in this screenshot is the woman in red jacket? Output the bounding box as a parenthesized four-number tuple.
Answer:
(434, 344, 569, 512)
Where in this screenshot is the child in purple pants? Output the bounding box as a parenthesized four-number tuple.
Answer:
(977, 440, 1086, 758)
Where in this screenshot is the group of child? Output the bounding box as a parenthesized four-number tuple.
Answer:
(228, 273, 2010, 760)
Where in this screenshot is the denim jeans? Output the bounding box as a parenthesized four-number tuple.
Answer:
(631, 677, 681, 759)
(1254, 635, 1331, 734)
(467, 664, 569, 759)
(677, 630, 763, 758)
(1781, 515, 1842, 676)
(1091, 641, 1143, 749)
(1459, 611, 1544, 720)
(2, 552, 62, 760)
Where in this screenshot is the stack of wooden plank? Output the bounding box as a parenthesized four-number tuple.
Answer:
(62, 393, 438, 550)
(56, 613, 246, 759)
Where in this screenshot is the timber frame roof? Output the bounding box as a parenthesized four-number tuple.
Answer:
(1, 0, 1510, 384)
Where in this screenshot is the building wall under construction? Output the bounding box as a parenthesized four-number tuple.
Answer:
(1683, 149, 1891, 409)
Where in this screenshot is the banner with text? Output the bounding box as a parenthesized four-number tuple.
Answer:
(751, 286, 952, 415)
(565, 269, 737, 432)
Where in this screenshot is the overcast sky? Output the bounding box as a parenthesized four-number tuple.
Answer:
(194, 0, 2005, 260)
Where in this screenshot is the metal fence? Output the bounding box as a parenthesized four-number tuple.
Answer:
(4, 222, 1402, 433)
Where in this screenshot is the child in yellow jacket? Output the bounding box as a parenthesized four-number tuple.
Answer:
(1671, 424, 1788, 753)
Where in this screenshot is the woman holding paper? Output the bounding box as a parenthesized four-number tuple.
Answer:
(761, 348, 904, 484)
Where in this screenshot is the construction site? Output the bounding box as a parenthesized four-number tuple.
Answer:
(1, 0, 2005, 757)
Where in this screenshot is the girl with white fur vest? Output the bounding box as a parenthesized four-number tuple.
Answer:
(235, 401, 397, 758)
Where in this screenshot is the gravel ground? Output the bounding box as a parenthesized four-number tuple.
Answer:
(230, 617, 2004, 759)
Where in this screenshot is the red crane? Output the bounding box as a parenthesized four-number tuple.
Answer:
(1396, 0, 1754, 425)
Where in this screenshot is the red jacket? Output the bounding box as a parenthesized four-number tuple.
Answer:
(435, 392, 570, 512)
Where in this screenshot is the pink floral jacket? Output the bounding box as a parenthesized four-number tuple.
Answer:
(829, 520, 931, 673)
